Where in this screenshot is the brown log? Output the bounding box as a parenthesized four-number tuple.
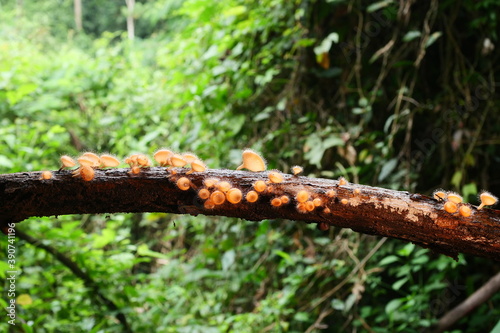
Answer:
(1, 168, 499, 260)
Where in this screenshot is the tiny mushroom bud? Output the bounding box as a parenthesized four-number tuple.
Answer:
(100, 154, 120, 167)
(236, 149, 267, 172)
(323, 207, 331, 214)
(253, 180, 267, 192)
(154, 149, 174, 166)
(313, 198, 322, 207)
(268, 171, 284, 184)
(353, 188, 361, 195)
(447, 192, 463, 204)
(291, 165, 303, 176)
(338, 177, 347, 186)
(280, 195, 290, 205)
(326, 190, 337, 198)
(477, 191, 498, 210)
(125, 154, 139, 167)
(80, 166, 95, 181)
(246, 191, 259, 203)
(226, 188, 243, 204)
(305, 201, 315, 211)
(341, 198, 349, 205)
(129, 166, 141, 175)
(39, 171, 52, 180)
(60, 155, 76, 169)
(444, 201, 458, 214)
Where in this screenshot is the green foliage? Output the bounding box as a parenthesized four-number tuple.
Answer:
(1, 0, 499, 332)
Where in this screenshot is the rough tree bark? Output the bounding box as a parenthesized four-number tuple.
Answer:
(1, 168, 499, 261)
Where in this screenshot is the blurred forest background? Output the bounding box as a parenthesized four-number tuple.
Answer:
(1, 0, 499, 332)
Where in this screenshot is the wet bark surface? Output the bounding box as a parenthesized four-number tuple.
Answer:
(1, 167, 499, 260)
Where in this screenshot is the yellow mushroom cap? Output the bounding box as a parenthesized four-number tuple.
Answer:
(246, 191, 259, 203)
(291, 166, 303, 176)
(130, 166, 141, 174)
(177, 177, 191, 191)
(305, 201, 315, 211)
(271, 198, 282, 207)
(100, 154, 120, 167)
(198, 188, 211, 200)
(217, 181, 231, 193)
(170, 154, 187, 167)
(296, 190, 309, 203)
(296, 203, 307, 213)
(253, 180, 267, 192)
(480, 191, 498, 206)
(236, 149, 266, 172)
(338, 177, 347, 186)
(80, 166, 95, 181)
(447, 192, 463, 204)
(191, 159, 206, 172)
(226, 188, 243, 204)
(78, 156, 96, 167)
(125, 154, 140, 166)
(280, 195, 290, 204)
(204, 178, 219, 188)
(154, 149, 174, 166)
(182, 153, 199, 164)
(323, 208, 331, 214)
(136, 154, 151, 167)
(204, 200, 215, 209)
(326, 190, 337, 198)
(268, 171, 284, 184)
(210, 191, 226, 205)
(313, 198, 322, 207)
(459, 205, 472, 217)
(60, 155, 76, 168)
(433, 190, 446, 201)
(341, 198, 349, 205)
(82, 152, 100, 165)
(444, 201, 458, 214)
(40, 171, 52, 180)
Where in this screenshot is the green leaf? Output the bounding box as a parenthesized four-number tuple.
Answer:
(331, 298, 345, 310)
(426, 31, 442, 48)
(379, 255, 399, 266)
(451, 171, 462, 189)
(403, 30, 421, 42)
(392, 278, 408, 291)
(385, 298, 403, 314)
(378, 158, 398, 182)
(367, 0, 394, 13)
(222, 249, 236, 271)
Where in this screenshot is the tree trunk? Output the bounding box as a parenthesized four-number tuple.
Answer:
(125, 0, 135, 41)
(74, 0, 83, 32)
(1, 168, 499, 261)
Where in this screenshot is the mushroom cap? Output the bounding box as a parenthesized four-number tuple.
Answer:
(291, 165, 303, 176)
(154, 149, 174, 165)
(246, 191, 259, 203)
(296, 190, 309, 203)
(60, 155, 76, 168)
(253, 180, 267, 192)
(78, 156, 96, 167)
(170, 154, 187, 167)
(268, 171, 284, 184)
(182, 152, 199, 164)
(226, 188, 243, 204)
(480, 191, 498, 206)
(444, 201, 458, 214)
(459, 205, 472, 217)
(82, 152, 101, 167)
(237, 149, 266, 172)
(100, 154, 120, 167)
(177, 177, 191, 191)
(191, 159, 206, 172)
(210, 191, 226, 205)
(447, 192, 463, 204)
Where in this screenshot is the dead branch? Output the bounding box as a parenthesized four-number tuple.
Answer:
(1, 168, 499, 261)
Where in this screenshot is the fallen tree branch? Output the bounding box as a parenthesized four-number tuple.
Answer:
(1, 168, 499, 260)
